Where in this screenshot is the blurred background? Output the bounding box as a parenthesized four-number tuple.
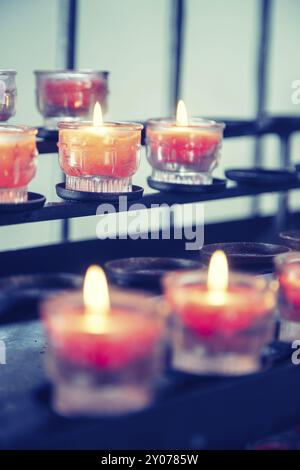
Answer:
(0, 0, 300, 251)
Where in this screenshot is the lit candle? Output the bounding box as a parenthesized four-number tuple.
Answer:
(163, 251, 277, 374)
(146, 101, 225, 185)
(58, 103, 143, 193)
(41, 266, 166, 415)
(0, 125, 38, 203)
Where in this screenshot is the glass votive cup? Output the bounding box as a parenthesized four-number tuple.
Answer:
(0, 70, 17, 122)
(34, 70, 109, 129)
(41, 288, 167, 416)
(162, 270, 277, 375)
(275, 251, 300, 342)
(146, 118, 225, 185)
(0, 125, 38, 203)
(58, 121, 143, 193)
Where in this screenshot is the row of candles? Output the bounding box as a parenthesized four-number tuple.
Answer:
(41, 249, 300, 417)
(0, 70, 109, 125)
(0, 100, 224, 202)
(0, 69, 225, 202)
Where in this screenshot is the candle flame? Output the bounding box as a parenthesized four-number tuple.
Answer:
(93, 102, 103, 127)
(83, 265, 110, 332)
(207, 250, 228, 305)
(176, 100, 188, 126)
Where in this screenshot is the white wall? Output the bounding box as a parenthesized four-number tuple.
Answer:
(0, 0, 62, 250)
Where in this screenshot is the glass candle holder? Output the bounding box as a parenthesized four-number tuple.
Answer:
(146, 118, 225, 185)
(275, 251, 300, 342)
(35, 70, 109, 129)
(163, 270, 277, 375)
(41, 289, 166, 416)
(0, 125, 38, 203)
(58, 121, 143, 193)
(0, 70, 17, 122)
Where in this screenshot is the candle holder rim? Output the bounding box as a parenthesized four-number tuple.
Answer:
(162, 268, 278, 293)
(0, 69, 17, 75)
(41, 288, 167, 339)
(274, 250, 300, 268)
(146, 117, 225, 130)
(41, 286, 164, 318)
(34, 69, 109, 77)
(58, 121, 143, 131)
(0, 124, 37, 135)
(201, 241, 291, 259)
(279, 230, 300, 243)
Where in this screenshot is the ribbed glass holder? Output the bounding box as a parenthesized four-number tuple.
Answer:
(0, 187, 27, 203)
(46, 347, 162, 416)
(172, 322, 262, 375)
(151, 169, 213, 185)
(66, 175, 132, 193)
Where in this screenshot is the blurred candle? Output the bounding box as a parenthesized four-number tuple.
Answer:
(41, 265, 166, 415)
(163, 251, 277, 374)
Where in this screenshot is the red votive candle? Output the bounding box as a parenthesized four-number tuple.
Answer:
(35, 70, 109, 129)
(146, 100, 225, 185)
(275, 251, 300, 342)
(41, 266, 166, 416)
(58, 103, 143, 193)
(0, 125, 38, 203)
(163, 251, 277, 375)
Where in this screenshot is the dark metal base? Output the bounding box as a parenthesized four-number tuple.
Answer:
(147, 177, 227, 193)
(56, 183, 144, 202)
(200, 242, 290, 269)
(279, 230, 300, 250)
(105, 257, 202, 290)
(0, 273, 82, 325)
(225, 168, 299, 186)
(0, 192, 46, 213)
(37, 127, 58, 141)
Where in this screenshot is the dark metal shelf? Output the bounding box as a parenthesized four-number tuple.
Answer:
(0, 115, 294, 229)
(1, 180, 300, 227)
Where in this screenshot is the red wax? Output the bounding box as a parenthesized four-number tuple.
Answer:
(59, 126, 140, 179)
(44, 307, 162, 370)
(43, 78, 107, 111)
(279, 264, 300, 320)
(147, 127, 221, 166)
(0, 133, 37, 188)
(166, 284, 273, 338)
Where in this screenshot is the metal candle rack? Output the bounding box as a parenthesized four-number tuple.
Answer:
(1, 116, 300, 449)
(0, 116, 296, 229)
